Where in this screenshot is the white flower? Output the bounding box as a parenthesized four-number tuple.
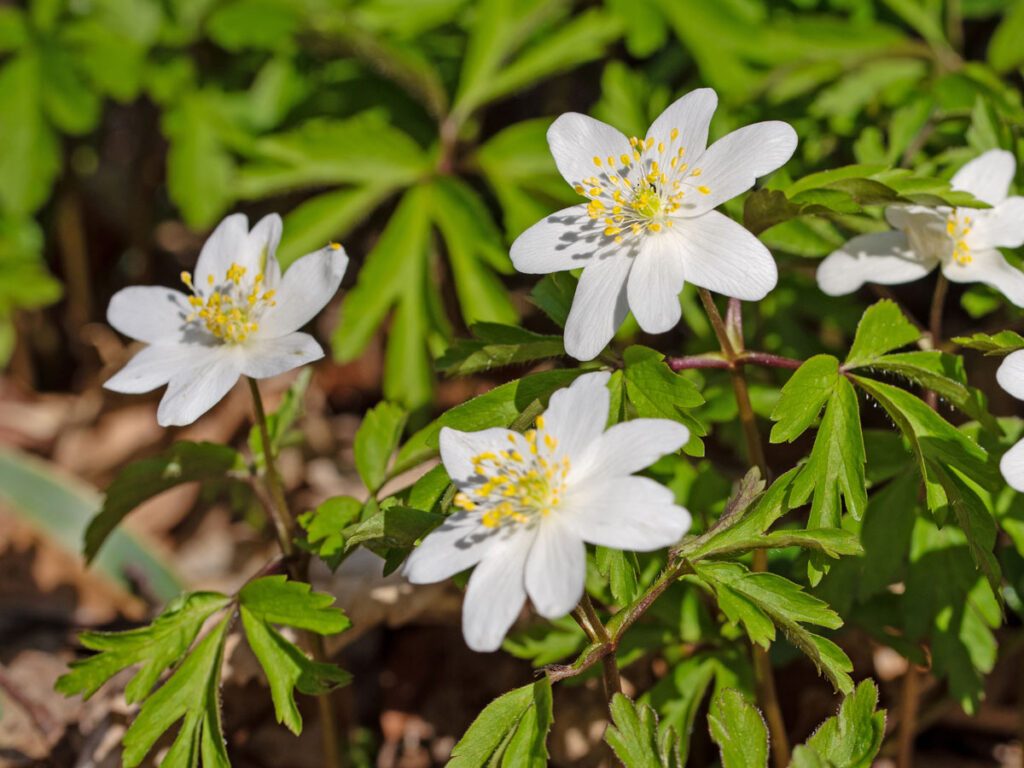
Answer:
(510, 89, 797, 361)
(104, 213, 348, 427)
(403, 372, 692, 652)
(817, 149, 1024, 303)
(997, 350, 1024, 492)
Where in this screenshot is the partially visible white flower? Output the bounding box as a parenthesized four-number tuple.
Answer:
(403, 372, 691, 652)
(997, 351, 1024, 491)
(510, 88, 797, 361)
(817, 149, 1024, 303)
(104, 213, 348, 427)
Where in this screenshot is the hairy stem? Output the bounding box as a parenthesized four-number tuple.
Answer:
(248, 379, 342, 768)
(581, 594, 621, 702)
(698, 289, 790, 767)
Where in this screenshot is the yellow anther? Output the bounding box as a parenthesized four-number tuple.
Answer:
(593, 156, 602, 166)
(574, 184, 585, 194)
(698, 185, 711, 195)
(589, 187, 602, 196)
(207, 274, 215, 285)
(181, 271, 194, 288)
(658, 142, 665, 153)
(670, 128, 679, 140)
(649, 222, 663, 232)
(691, 167, 702, 177)
(645, 137, 654, 148)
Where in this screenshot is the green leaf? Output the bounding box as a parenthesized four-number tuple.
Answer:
(298, 495, 364, 570)
(430, 176, 517, 326)
(0, 55, 61, 215)
(345, 504, 443, 556)
(623, 345, 705, 455)
(707, 689, 768, 768)
(596, 547, 641, 605)
(988, 0, 1024, 71)
(529, 272, 577, 328)
(954, 330, 1024, 355)
(503, 617, 586, 666)
(437, 323, 565, 376)
(239, 577, 351, 734)
(448, 678, 553, 768)
(354, 402, 407, 494)
(695, 561, 853, 692)
(605, 694, 682, 768)
(121, 616, 232, 768)
(770, 355, 840, 444)
(800, 680, 886, 768)
(393, 369, 584, 474)
(844, 300, 920, 369)
(84, 441, 241, 562)
(862, 351, 1000, 432)
(56, 591, 231, 702)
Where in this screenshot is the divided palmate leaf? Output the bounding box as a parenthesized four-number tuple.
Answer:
(56, 591, 231, 703)
(298, 495, 364, 570)
(238, 576, 352, 734)
(954, 330, 1024, 355)
(604, 693, 683, 768)
(84, 441, 242, 562)
(796, 679, 886, 768)
(448, 678, 553, 768)
(694, 561, 853, 693)
(843, 300, 920, 369)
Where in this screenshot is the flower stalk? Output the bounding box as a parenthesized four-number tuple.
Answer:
(698, 288, 791, 767)
(248, 378, 342, 768)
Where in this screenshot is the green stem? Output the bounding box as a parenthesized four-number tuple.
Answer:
(698, 289, 790, 768)
(247, 378, 342, 768)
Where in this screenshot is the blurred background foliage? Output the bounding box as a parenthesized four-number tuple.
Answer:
(4, 0, 1024, 410)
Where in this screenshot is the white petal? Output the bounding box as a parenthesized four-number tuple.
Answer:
(563, 475, 691, 551)
(238, 332, 323, 378)
(439, 426, 519, 485)
(524, 519, 585, 619)
(573, 419, 689, 483)
(510, 205, 608, 274)
(194, 213, 249, 285)
(104, 344, 212, 394)
(970, 197, 1024, 250)
(996, 350, 1024, 401)
(547, 113, 632, 190)
(951, 149, 1016, 206)
(542, 371, 611, 459)
(941, 248, 1024, 307)
(156, 351, 241, 427)
(671, 211, 778, 300)
(676, 121, 797, 217)
(256, 245, 348, 337)
(646, 88, 718, 165)
(245, 213, 284, 288)
(564, 254, 632, 361)
(461, 531, 534, 652)
(627, 233, 686, 334)
(817, 230, 936, 296)
(403, 512, 498, 583)
(107, 286, 190, 344)
(1001, 438, 1024, 493)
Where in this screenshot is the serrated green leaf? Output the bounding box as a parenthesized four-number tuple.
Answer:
(354, 402, 407, 494)
(844, 300, 920, 369)
(529, 272, 577, 328)
(121, 616, 232, 768)
(605, 693, 682, 768)
(954, 330, 1024, 355)
(437, 323, 565, 376)
(56, 591, 231, 703)
(801, 680, 886, 768)
(297, 495, 364, 570)
(85, 441, 241, 562)
(239, 577, 351, 735)
(708, 689, 768, 768)
(596, 546, 641, 605)
(770, 355, 840, 444)
(449, 678, 553, 768)
(623, 345, 705, 453)
(345, 504, 443, 555)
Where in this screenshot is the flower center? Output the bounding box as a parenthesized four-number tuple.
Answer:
(945, 211, 973, 266)
(181, 263, 277, 344)
(453, 416, 571, 529)
(572, 128, 711, 243)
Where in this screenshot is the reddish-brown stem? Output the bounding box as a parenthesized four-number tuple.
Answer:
(666, 351, 803, 372)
